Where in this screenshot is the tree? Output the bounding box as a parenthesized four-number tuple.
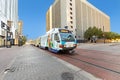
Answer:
(84, 26, 103, 40)
(18, 36, 27, 46)
(84, 26, 120, 42)
(115, 34, 120, 39)
(84, 27, 92, 40)
(104, 32, 120, 39)
(21, 36, 27, 45)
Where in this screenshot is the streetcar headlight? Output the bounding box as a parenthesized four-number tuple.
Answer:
(73, 44, 77, 47)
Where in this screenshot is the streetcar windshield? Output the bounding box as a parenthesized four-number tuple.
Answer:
(60, 33, 75, 42)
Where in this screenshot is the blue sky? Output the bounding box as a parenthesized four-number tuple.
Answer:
(19, 0, 120, 39)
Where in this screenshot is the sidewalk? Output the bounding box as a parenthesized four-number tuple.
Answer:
(0, 45, 101, 80)
(78, 43, 120, 54)
(0, 47, 5, 50)
(0, 46, 20, 50)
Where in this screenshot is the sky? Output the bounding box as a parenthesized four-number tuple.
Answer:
(19, 0, 120, 40)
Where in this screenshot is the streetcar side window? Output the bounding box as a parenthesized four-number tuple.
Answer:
(54, 33, 60, 41)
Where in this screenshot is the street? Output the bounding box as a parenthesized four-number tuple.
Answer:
(0, 45, 100, 80)
(0, 43, 120, 80)
(0, 0, 120, 80)
(0, 46, 21, 74)
(47, 43, 120, 80)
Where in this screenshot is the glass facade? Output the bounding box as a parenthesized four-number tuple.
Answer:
(0, 0, 18, 47)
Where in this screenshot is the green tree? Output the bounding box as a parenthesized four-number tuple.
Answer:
(84, 26, 103, 40)
(21, 36, 27, 45)
(116, 34, 120, 39)
(104, 32, 120, 39)
(84, 27, 92, 40)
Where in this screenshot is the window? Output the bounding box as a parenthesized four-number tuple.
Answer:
(70, 12, 72, 15)
(70, 16, 73, 19)
(71, 26, 73, 28)
(54, 33, 59, 41)
(70, 21, 73, 24)
(70, 7, 72, 10)
(70, 3, 72, 6)
(60, 33, 75, 42)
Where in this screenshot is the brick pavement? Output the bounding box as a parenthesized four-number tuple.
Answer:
(0, 46, 21, 77)
(1, 45, 101, 80)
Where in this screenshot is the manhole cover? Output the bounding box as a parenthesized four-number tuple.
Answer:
(4, 67, 16, 73)
(61, 72, 74, 80)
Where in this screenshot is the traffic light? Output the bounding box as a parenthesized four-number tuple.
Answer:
(1, 21, 5, 28)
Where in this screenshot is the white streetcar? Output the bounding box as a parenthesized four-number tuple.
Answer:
(40, 28, 77, 53)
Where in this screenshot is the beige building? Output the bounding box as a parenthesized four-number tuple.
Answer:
(15, 21, 23, 45)
(46, 0, 110, 40)
(18, 21, 23, 35)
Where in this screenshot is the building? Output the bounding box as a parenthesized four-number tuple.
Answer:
(18, 21, 23, 35)
(15, 20, 23, 45)
(0, 0, 18, 47)
(46, 0, 110, 40)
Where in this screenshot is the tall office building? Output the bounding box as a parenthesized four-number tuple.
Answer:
(46, 0, 110, 40)
(18, 21, 23, 35)
(0, 0, 18, 46)
(14, 21, 23, 45)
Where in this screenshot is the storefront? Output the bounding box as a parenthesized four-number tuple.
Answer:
(0, 21, 13, 47)
(0, 36, 5, 47)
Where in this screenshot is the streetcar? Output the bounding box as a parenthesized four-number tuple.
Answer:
(40, 28, 77, 53)
(34, 37, 41, 47)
